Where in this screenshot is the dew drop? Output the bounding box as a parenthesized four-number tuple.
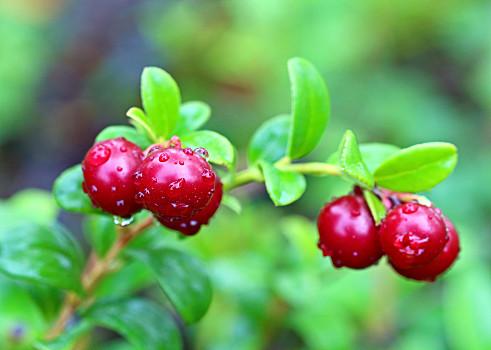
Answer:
(189, 220, 199, 227)
(351, 208, 361, 216)
(134, 171, 143, 180)
(151, 176, 158, 183)
(194, 147, 209, 158)
(87, 144, 111, 167)
(111, 186, 117, 192)
(178, 160, 185, 165)
(171, 202, 190, 209)
(402, 202, 418, 214)
(169, 136, 181, 148)
(169, 178, 185, 191)
(114, 215, 134, 226)
(91, 185, 98, 193)
(120, 146, 127, 152)
(353, 251, 359, 257)
(116, 166, 123, 172)
(159, 153, 170, 162)
(135, 192, 145, 200)
(201, 168, 214, 179)
(116, 199, 125, 207)
(183, 148, 194, 156)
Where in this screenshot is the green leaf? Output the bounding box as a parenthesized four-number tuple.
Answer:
(248, 114, 290, 165)
(95, 125, 151, 149)
(259, 161, 306, 206)
(127, 248, 212, 324)
(374, 142, 458, 192)
(222, 194, 242, 214)
(362, 190, 386, 225)
(174, 101, 211, 135)
(126, 107, 156, 142)
(141, 67, 181, 138)
(83, 215, 116, 257)
(86, 299, 181, 350)
(287, 57, 330, 159)
(52, 164, 101, 214)
(180, 130, 236, 170)
(35, 321, 92, 350)
(338, 130, 374, 189)
(0, 223, 84, 293)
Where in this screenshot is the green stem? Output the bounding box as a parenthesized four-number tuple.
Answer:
(276, 162, 342, 176)
(224, 167, 264, 191)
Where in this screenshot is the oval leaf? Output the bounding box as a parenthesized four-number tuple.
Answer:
(53, 165, 101, 214)
(222, 194, 242, 214)
(126, 107, 157, 142)
(259, 161, 306, 206)
(141, 67, 181, 138)
(96, 125, 151, 149)
(174, 101, 211, 135)
(338, 130, 374, 189)
(0, 223, 84, 293)
(84, 299, 181, 350)
(362, 190, 386, 225)
(287, 57, 330, 159)
(180, 130, 236, 170)
(248, 114, 290, 165)
(374, 142, 458, 192)
(127, 248, 212, 324)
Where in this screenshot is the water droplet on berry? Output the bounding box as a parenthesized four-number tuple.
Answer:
(169, 178, 185, 191)
(116, 200, 125, 207)
(183, 148, 194, 155)
(402, 203, 419, 214)
(116, 166, 123, 172)
(135, 192, 145, 200)
(353, 251, 359, 257)
(171, 202, 190, 209)
(87, 144, 111, 167)
(151, 176, 158, 183)
(178, 160, 184, 165)
(201, 168, 214, 179)
(169, 136, 181, 148)
(190, 220, 199, 227)
(91, 185, 98, 193)
(120, 146, 127, 152)
(159, 153, 169, 162)
(111, 186, 117, 192)
(351, 208, 361, 216)
(113, 215, 134, 226)
(194, 147, 209, 158)
(134, 171, 143, 180)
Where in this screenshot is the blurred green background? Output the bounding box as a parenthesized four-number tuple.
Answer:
(1, 0, 491, 349)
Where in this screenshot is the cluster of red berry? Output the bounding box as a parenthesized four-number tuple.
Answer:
(317, 188, 460, 281)
(81, 136, 222, 235)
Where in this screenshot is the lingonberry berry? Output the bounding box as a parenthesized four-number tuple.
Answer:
(379, 202, 448, 269)
(156, 176, 223, 236)
(134, 139, 217, 219)
(82, 137, 143, 218)
(391, 217, 460, 281)
(317, 193, 383, 269)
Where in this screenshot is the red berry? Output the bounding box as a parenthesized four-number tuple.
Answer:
(379, 202, 448, 269)
(391, 217, 460, 281)
(134, 141, 216, 219)
(317, 193, 383, 269)
(157, 177, 223, 236)
(82, 137, 143, 218)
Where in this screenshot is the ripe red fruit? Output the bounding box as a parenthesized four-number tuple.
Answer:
(134, 141, 217, 219)
(391, 217, 460, 281)
(317, 193, 383, 269)
(82, 137, 143, 218)
(157, 177, 223, 236)
(379, 202, 448, 269)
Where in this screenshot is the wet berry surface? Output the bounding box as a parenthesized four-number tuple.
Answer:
(379, 202, 448, 269)
(317, 193, 383, 269)
(82, 137, 143, 218)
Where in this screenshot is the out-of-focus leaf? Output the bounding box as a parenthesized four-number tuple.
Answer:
(374, 142, 458, 192)
(83, 215, 116, 258)
(175, 101, 211, 134)
(287, 57, 330, 159)
(0, 224, 84, 293)
(363, 190, 386, 225)
(52, 165, 101, 214)
(248, 114, 290, 165)
(259, 161, 306, 206)
(181, 130, 236, 170)
(127, 248, 212, 324)
(222, 194, 242, 214)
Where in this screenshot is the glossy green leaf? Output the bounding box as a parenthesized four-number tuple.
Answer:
(181, 130, 236, 170)
(174, 101, 211, 134)
(126, 107, 156, 142)
(222, 194, 242, 214)
(95, 125, 151, 149)
(287, 57, 330, 159)
(35, 321, 91, 350)
(248, 114, 290, 165)
(127, 248, 212, 324)
(141, 67, 180, 138)
(338, 130, 374, 189)
(374, 142, 458, 192)
(0, 223, 84, 293)
(83, 215, 116, 257)
(362, 190, 386, 225)
(86, 299, 181, 350)
(259, 161, 306, 206)
(52, 165, 101, 214)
